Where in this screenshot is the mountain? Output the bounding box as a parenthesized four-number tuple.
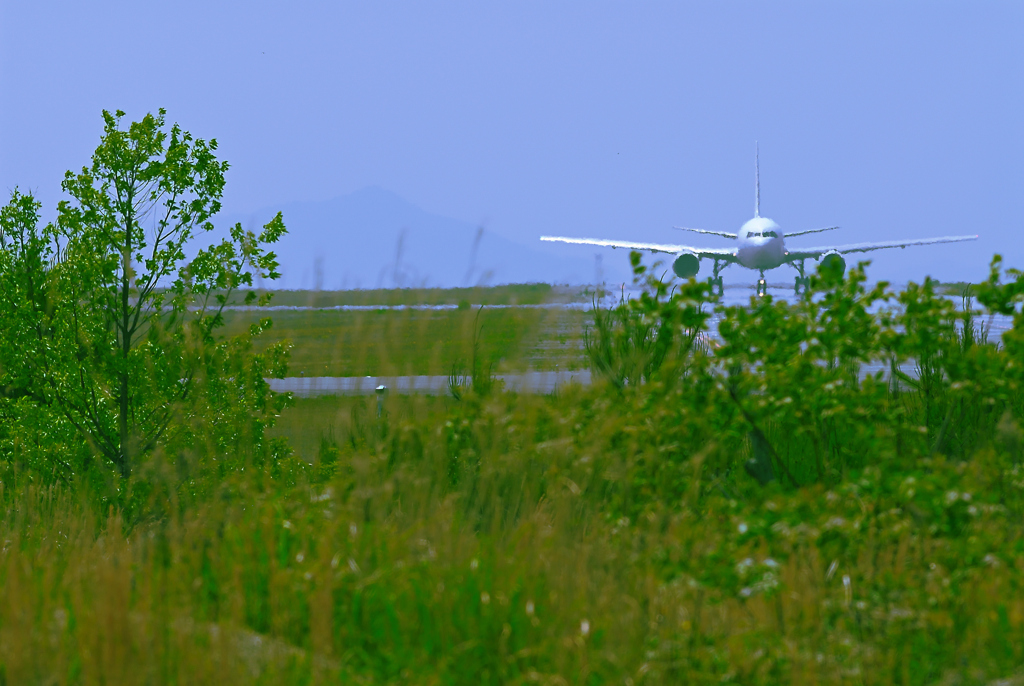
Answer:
(217, 187, 619, 290)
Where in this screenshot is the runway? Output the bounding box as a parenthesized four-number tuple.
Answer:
(269, 370, 591, 397)
(265, 286, 1016, 397)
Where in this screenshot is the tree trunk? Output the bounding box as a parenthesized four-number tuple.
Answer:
(117, 214, 133, 479)
(118, 372, 130, 478)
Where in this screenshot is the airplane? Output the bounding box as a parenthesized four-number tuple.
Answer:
(541, 146, 979, 296)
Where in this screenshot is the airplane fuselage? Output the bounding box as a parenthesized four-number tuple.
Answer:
(735, 216, 787, 270)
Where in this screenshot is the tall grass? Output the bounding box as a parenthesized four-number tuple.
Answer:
(3, 390, 1024, 683)
(2, 257, 1024, 684)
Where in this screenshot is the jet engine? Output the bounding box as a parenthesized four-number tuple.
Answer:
(672, 252, 700, 279)
(819, 251, 846, 277)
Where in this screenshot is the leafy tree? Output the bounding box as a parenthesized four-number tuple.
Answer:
(0, 109, 289, 480)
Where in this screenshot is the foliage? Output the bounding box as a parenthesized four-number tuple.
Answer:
(0, 110, 291, 482)
(977, 254, 1024, 359)
(584, 253, 1023, 495)
(584, 251, 712, 390)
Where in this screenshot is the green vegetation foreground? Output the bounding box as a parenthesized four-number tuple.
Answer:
(2, 111, 1024, 684)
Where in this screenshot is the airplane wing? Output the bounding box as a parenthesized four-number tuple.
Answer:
(786, 234, 978, 261)
(541, 235, 737, 259)
(784, 226, 839, 238)
(673, 226, 738, 239)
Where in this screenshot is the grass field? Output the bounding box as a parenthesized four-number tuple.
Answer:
(219, 283, 579, 308)
(4, 273, 1024, 684)
(216, 282, 989, 379)
(5, 386, 1024, 684)
(219, 305, 588, 377)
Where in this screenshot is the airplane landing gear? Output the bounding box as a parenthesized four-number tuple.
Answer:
(707, 258, 727, 297)
(756, 271, 768, 297)
(792, 259, 810, 296)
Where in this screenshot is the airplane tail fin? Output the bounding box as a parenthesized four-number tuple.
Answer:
(755, 142, 760, 218)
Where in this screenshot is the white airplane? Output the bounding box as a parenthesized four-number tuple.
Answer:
(541, 147, 978, 296)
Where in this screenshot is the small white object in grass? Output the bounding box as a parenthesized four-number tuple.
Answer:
(526, 600, 535, 615)
(580, 619, 590, 636)
(738, 522, 748, 534)
(470, 558, 479, 571)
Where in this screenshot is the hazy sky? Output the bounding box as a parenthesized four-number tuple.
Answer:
(2, 1, 1021, 284)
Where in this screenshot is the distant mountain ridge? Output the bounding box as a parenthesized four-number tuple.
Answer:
(218, 187, 616, 290)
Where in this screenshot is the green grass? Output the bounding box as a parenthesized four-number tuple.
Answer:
(267, 395, 453, 463)
(218, 283, 579, 308)
(4, 265, 1024, 684)
(4, 386, 1024, 684)
(219, 306, 588, 377)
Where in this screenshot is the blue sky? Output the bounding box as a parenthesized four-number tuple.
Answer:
(1, 1, 1021, 285)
